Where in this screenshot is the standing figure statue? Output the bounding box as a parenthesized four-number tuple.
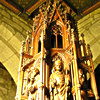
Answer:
(50, 59, 70, 100)
(28, 66, 40, 100)
(78, 69, 88, 100)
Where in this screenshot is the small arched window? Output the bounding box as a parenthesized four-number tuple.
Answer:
(51, 34, 56, 48)
(51, 34, 63, 48)
(50, 22, 63, 48)
(38, 40, 41, 52)
(57, 34, 63, 48)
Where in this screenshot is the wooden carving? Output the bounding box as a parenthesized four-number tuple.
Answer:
(15, 0, 99, 100)
(28, 66, 40, 100)
(50, 56, 70, 100)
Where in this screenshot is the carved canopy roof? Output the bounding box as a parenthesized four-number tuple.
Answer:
(0, 0, 99, 24)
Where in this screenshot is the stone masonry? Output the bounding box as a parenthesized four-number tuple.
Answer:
(0, 4, 32, 84)
(0, 67, 16, 100)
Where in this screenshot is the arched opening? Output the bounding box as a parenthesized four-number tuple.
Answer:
(57, 34, 63, 48)
(38, 40, 41, 53)
(49, 21, 63, 48)
(51, 34, 56, 48)
(51, 34, 63, 48)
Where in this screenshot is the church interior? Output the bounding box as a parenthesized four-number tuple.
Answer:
(0, 0, 100, 100)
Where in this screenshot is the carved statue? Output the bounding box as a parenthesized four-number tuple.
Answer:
(28, 66, 40, 100)
(78, 69, 88, 100)
(22, 69, 31, 96)
(50, 59, 70, 100)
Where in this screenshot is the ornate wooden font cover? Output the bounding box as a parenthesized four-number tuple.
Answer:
(15, 0, 99, 100)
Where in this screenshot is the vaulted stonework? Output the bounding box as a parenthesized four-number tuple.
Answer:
(15, 0, 99, 100)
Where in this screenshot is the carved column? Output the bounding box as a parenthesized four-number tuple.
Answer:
(90, 70, 99, 100)
(72, 33, 82, 100)
(31, 18, 35, 56)
(87, 45, 99, 100)
(40, 22, 46, 100)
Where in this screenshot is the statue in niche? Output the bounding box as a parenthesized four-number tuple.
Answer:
(22, 69, 31, 96)
(28, 65, 40, 100)
(78, 69, 88, 100)
(50, 58, 70, 100)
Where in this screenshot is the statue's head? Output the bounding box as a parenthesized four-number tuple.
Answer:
(54, 59, 62, 71)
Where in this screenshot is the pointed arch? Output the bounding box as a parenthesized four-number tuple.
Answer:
(57, 34, 63, 48)
(51, 34, 56, 48)
(51, 52, 65, 62)
(38, 40, 41, 53)
(48, 20, 65, 48)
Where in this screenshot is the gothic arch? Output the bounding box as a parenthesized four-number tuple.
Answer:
(51, 52, 69, 71)
(0, 5, 32, 84)
(0, 63, 16, 100)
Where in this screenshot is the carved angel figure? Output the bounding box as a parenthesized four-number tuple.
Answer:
(50, 59, 70, 100)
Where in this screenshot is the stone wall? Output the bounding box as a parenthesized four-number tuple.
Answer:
(77, 8, 100, 68)
(0, 67, 16, 100)
(0, 4, 32, 84)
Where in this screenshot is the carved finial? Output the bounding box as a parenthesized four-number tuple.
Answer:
(26, 31, 31, 41)
(26, 31, 31, 54)
(67, 20, 70, 24)
(81, 33, 85, 43)
(39, 5, 42, 11)
(43, 49, 47, 59)
(67, 7, 71, 13)
(63, 9, 67, 14)
(71, 30, 76, 43)
(22, 40, 25, 46)
(71, 29, 74, 33)
(20, 41, 25, 54)
(81, 33, 84, 38)
(79, 40, 82, 45)
(26, 31, 30, 35)
(87, 44, 92, 57)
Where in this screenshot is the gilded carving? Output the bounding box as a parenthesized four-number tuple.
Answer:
(28, 65, 40, 100)
(50, 57, 70, 100)
(15, 0, 99, 100)
(78, 69, 88, 100)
